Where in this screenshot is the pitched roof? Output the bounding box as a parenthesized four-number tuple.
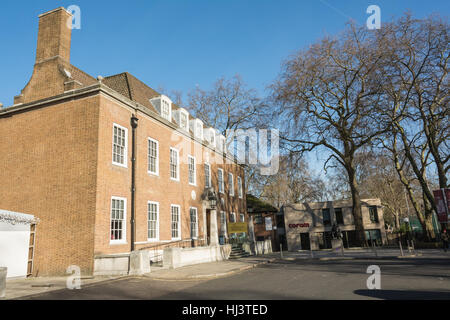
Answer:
(103, 72, 184, 118)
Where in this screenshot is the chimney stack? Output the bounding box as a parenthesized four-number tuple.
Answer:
(35, 7, 72, 63)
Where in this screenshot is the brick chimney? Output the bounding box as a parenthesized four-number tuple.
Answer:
(14, 8, 75, 105)
(35, 7, 72, 63)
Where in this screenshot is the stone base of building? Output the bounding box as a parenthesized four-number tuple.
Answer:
(94, 251, 151, 276)
(243, 240, 273, 255)
(163, 245, 231, 269)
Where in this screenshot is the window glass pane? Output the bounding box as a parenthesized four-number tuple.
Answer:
(335, 208, 344, 225)
(205, 164, 210, 188)
(322, 209, 331, 226)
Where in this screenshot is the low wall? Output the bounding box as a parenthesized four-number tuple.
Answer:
(243, 240, 273, 255)
(163, 245, 231, 269)
(94, 251, 151, 276)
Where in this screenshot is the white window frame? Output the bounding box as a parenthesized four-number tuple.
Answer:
(188, 155, 196, 186)
(238, 177, 243, 199)
(218, 169, 224, 194)
(161, 98, 172, 122)
(147, 201, 159, 242)
(230, 212, 236, 223)
(171, 204, 181, 240)
(147, 137, 159, 176)
(190, 207, 199, 240)
(229, 173, 234, 197)
(204, 163, 211, 189)
(170, 147, 180, 181)
(240, 213, 245, 222)
(112, 123, 128, 168)
(180, 110, 189, 132)
(110, 196, 127, 244)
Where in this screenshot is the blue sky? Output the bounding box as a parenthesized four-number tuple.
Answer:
(0, 0, 448, 108)
(0, 1, 448, 180)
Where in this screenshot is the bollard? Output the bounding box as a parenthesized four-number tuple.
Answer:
(340, 239, 345, 257)
(280, 244, 283, 260)
(0, 267, 7, 299)
(399, 240, 404, 256)
(407, 240, 412, 254)
(372, 242, 378, 257)
(310, 249, 314, 258)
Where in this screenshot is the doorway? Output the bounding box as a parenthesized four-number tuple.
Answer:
(300, 233, 310, 250)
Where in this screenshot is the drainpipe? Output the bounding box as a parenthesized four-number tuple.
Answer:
(130, 115, 139, 253)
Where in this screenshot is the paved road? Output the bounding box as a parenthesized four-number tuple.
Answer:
(24, 256, 450, 300)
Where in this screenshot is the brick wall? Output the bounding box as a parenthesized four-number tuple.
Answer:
(0, 95, 100, 276)
(93, 94, 247, 256)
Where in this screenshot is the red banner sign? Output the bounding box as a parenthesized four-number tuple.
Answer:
(289, 223, 310, 228)
(433, 189, 450, 223)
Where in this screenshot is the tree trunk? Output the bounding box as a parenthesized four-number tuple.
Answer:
(347, 164, 366, 246)
(423, 196, 436, 241)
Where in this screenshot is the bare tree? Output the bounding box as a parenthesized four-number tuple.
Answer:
(251, 155, 326, 208)
(271, 23, 390, 245)
(187, 75, 261, 135)
(376, 14, 449, 239)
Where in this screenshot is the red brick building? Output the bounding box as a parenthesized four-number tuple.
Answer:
(247, 195, 279, 251)
(0, 8, 247, 276)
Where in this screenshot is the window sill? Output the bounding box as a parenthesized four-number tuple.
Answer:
(110, 240, 127, 245)
(148, 171, 159, 177)
(112, 162, 128, 168)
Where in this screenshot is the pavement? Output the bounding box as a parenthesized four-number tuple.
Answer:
(145, 254, 278, 280)
(19, 251, 450, 300)
(4, 248, 449, 300)
(3, 275, 127, 300)
(4, 254, 278, 300)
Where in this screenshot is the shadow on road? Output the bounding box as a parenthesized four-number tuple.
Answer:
(354, 289, 450, 300)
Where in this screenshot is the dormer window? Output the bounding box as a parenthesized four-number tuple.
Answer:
(150, 95, 172, 122)
(216, 134, 226, 153)
(161, 100, 170, 121)
(190, 119, 203, 140)
(174, 108, 189, 132)
(181, 113, 188, 130)
(204, 128, 216, 148)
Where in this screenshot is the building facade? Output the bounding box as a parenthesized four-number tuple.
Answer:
(247, 195, 279, 250)
(0, 8, 247, 276)
(283, 199, 387, 251)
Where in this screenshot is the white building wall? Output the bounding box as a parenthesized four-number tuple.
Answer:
(0, 222, 30, 278)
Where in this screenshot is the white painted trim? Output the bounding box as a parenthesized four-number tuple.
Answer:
(147, 201, 160, 242)
(229, 172, 235, 197)
(147, 137, 159, 176)
(110, 196, 127, 245)
(204, 163, 212, 189)
(218, 168, 224, 194)
(190, 207, 199, 240)
(171, 204, 182, 240)
(188, 155, 197, 186)
(170, 147, 180, 182)
(112, 123, 128, 168)
(238, 176, 243, 199)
